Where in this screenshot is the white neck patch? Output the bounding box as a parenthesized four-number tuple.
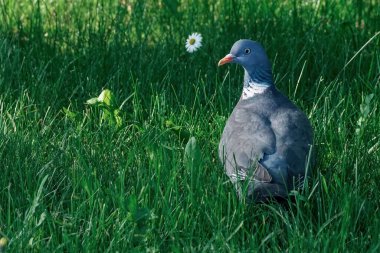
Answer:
(242, 81, 269, 99)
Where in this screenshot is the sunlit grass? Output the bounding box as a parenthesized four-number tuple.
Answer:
(0, 0, 379, 252)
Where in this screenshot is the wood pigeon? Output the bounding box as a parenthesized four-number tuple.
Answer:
(218, 39, 313, 202)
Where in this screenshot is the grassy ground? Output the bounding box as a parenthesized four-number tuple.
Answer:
(0, 0, 379, 252)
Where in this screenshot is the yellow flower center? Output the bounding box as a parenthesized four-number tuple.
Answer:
(189, 38, 196, 45)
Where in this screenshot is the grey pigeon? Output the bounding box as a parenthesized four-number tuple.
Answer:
(218, 39, 313, 202)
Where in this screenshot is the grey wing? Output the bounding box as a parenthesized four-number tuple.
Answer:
(270, 107, 313, 180)
(219, 107, 276, 182)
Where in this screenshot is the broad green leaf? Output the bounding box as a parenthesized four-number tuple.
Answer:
(98, 89, 116, 107)
(86, 97, 99, 105)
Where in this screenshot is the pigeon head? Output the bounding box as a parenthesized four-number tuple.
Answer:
(218, 39, 274, 85)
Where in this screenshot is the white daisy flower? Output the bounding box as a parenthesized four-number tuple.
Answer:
(185, 32, 202, 53)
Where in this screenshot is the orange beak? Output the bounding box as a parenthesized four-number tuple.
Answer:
(218, 54, 235, 66)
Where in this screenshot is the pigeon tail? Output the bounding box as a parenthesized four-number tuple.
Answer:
(232, 163, 288, 203)
(248, 182, 288, 203)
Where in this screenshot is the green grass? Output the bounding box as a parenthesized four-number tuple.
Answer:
(0, 0, 380, 252)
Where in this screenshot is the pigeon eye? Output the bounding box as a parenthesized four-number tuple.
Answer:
(244, 48, 251, 54)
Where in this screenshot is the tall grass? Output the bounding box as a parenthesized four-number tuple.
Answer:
(0, 0, 379, 252)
